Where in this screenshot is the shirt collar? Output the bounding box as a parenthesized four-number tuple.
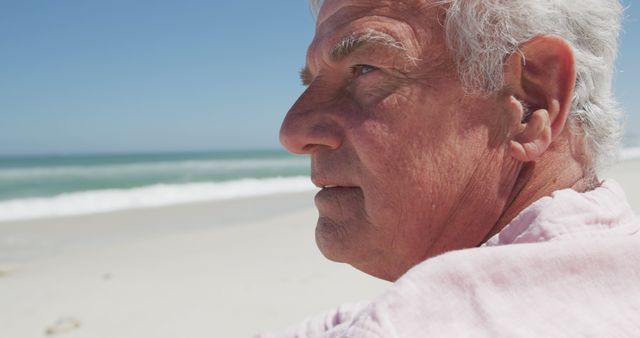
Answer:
(484, 180, 640, 246)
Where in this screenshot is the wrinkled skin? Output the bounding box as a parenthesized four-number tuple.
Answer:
(280, 0, 587, 281)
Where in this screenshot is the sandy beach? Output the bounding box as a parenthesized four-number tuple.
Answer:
(1, 159, 639, 338)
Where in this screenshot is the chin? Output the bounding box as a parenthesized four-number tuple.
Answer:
(314, 216, 402, 281)
(314, 216, 350, 263)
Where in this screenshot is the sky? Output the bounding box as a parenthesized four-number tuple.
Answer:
(0, 0, 638, 156)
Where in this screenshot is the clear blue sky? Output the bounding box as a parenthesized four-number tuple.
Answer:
(0, 0, 638, 155)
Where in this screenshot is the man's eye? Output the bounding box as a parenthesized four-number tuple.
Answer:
(351, 64, 378, 77)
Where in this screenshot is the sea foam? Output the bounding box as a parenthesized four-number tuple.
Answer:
(621, 147, 640, 161)
(0, 176, 316, 222)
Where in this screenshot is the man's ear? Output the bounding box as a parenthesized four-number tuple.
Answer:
(503, 35, 576, 162)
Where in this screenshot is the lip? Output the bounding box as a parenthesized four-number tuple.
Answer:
(315, 185, 361, 201)
(311, 178, 358, 190)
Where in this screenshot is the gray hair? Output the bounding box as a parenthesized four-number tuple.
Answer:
(309, 0, 624, 174)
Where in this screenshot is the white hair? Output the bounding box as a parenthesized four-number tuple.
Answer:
(309, 0, 624, 174)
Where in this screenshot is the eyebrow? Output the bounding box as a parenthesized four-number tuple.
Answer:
(299, 29, 408, 86)
(330, 29, 406, 60)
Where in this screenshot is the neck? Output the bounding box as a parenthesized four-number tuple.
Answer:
(483, 138, 595, 242)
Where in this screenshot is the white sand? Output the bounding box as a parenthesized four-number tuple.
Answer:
(0, 192, 388, 338)
(1, 159, 638, 338)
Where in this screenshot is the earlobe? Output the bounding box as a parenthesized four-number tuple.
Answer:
(510, 108, 552, 162)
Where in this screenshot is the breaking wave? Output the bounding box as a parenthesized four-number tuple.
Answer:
(0, 176, 316, 222)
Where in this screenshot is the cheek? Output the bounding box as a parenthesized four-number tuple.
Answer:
(350, 120, 403, 216)
(353, 91, 448, 185)
(347, 95, 442, 227)
(347, 91, 475, 233)
(349, 95, 411, 184)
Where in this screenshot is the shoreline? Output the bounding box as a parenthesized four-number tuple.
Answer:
(0, 191, 317, 263)
(621, 146, 640, 160)
(1, 156, 638, 225)
(0, 176, 315, 223)
(0, 158, 638, 338)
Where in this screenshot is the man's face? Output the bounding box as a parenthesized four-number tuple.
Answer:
(280, 0, 515, 280)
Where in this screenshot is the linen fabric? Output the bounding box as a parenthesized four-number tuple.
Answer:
(258, 180, 640, 337)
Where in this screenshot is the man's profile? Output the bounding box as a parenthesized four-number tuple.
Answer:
(260, 0, 640, 336)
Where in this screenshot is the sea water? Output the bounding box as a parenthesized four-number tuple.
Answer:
(1, 147, 639, 222)
(0, 150, 314, 222)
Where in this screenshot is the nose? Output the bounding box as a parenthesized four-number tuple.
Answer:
(279, 89, 343, 154)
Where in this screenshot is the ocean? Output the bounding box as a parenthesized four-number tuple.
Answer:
(0, 150, 314, 222)
(1, 147, 639, 223)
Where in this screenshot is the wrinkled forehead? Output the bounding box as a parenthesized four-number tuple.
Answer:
(312, 0, 443, 54)
(316, 0, 435, 24)
(315, 0, 442, 38)
(306, 0, 452, 78)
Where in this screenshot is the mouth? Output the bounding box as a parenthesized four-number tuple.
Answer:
(311, 177, 358, 190)
(314, 184, 363, 211)
(316, 185, 360, 197)
(315, 183, 358, 191)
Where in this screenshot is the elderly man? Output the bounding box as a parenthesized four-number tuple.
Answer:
(261, 0, 640, 336)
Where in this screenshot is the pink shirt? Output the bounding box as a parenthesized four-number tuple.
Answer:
(258, 180, 640, 337)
